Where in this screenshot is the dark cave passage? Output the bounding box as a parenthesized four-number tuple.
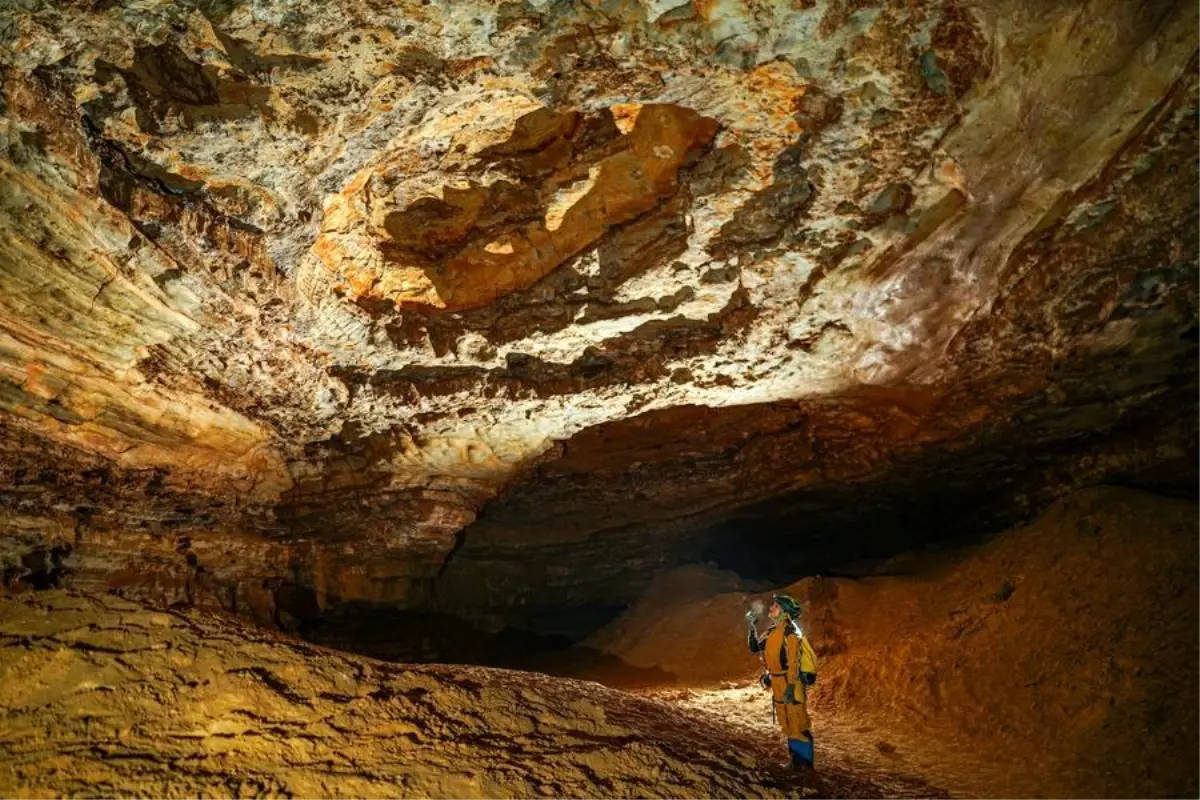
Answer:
(298, 604, 679, 690)
(297, 481, 1023, 665)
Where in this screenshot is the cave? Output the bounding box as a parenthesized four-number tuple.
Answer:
(0, 0, 1197, 798)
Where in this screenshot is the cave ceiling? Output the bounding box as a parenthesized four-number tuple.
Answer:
(0, 0, 1196, 631)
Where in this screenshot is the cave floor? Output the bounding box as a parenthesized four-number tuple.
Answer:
(0, 590, 953, 799)
(647, 683, 972, 799)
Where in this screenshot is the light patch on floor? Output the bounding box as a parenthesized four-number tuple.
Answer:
(642, 682, 953, 799)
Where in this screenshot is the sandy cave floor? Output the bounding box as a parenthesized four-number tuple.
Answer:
(4, 497, 1196, 799)
(648, 682, 981, 799)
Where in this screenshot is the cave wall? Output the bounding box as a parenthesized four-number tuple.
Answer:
(0, 0, 1195, 634)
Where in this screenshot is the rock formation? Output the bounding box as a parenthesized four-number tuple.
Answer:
(0, 0, 1196, 638)
(0, 590, 798, 799)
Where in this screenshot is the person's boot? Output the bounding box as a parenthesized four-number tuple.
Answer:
(790, 751, 814, 771)
(788, 735, 815, 771)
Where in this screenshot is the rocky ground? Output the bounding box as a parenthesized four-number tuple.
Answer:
(649, 682, 964, 799)
(0, 589, 946, 799)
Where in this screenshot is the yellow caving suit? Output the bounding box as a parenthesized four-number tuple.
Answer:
(750, 619, 818, 767)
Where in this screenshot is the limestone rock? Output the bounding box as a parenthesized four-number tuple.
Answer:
(0, 0, 1195, 630)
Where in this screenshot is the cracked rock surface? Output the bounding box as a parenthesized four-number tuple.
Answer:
(0, 589, 948, 799)
(0, 0, 1196, 631)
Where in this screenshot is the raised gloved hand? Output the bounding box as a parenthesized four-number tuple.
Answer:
(744, 609, 757, 622)
(782, 684, 797, 704)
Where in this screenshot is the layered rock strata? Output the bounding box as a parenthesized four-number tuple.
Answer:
(0, 0, 1195, 632)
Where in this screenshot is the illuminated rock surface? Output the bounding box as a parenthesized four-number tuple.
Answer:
(0, 589, 959, 799)
(0, 0, 1196, 637)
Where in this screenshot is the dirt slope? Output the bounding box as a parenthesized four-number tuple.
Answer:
(585, 563, 758, 684)
(594, 486, 1200, 798)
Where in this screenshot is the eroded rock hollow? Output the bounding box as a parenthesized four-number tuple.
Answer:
(0, 0, 1196, 796)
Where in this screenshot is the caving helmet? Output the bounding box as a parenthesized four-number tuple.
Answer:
(772, 594, 802, 620)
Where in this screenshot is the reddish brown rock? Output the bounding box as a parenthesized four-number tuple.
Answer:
(0, 0, 1194, 637)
